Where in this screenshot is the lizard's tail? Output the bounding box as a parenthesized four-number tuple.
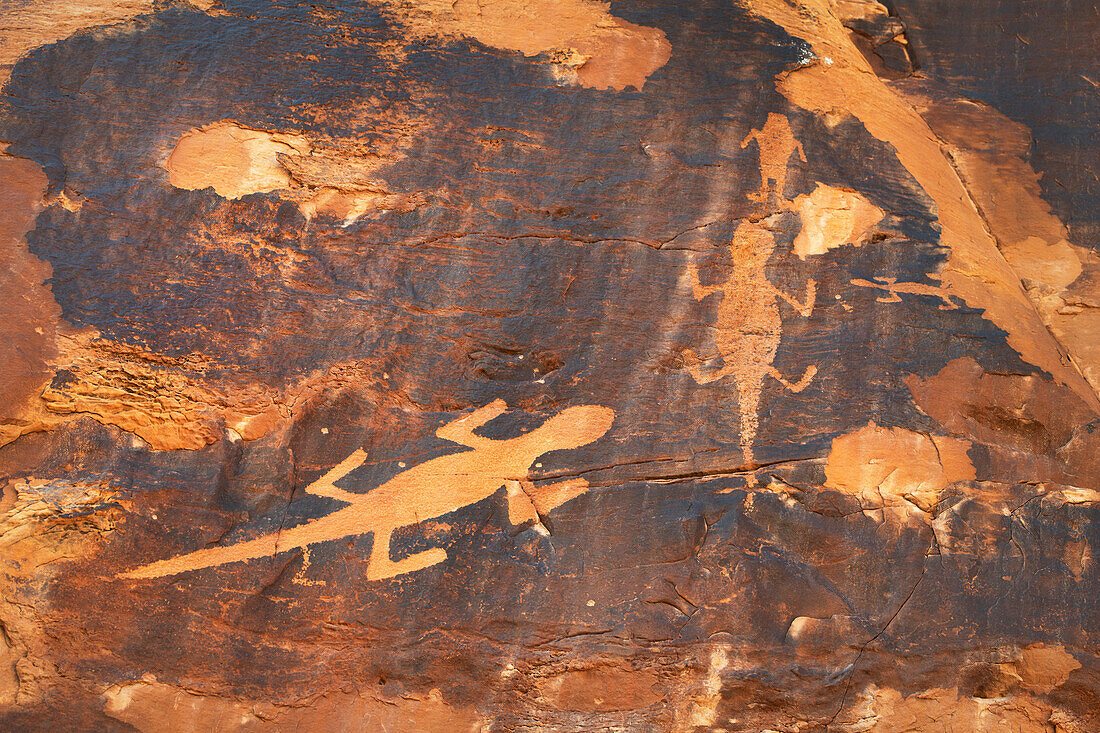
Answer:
(120, 533, 279, 580)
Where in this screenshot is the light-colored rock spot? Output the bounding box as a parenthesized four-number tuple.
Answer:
(387, 0, 671, 91)
(166, 122, 311, 200)
(297, 187, 423, 227)
(1016, 644, 1081, 694)
(790, 183, 884, 259)
(683, 646, 729, 729)
(165, 120, 427, 224)
(785, 615, 865, 649)
(824, 422, 975, 511)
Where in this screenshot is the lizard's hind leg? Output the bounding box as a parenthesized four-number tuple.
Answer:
(366, 526, 448, 581)
(683, 348, 729, 385)
(769, 364, 817, 393)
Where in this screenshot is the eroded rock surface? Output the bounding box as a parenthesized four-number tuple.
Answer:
(0, 0, 1096, 730)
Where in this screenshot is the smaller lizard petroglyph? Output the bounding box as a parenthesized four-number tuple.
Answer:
(852, 275, 958, 310)
(742, 112, 806, 204)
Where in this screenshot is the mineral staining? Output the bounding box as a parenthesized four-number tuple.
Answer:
(0, 0, 1096, 730)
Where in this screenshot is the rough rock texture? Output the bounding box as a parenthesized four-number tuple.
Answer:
(0, 0, 1097, 730)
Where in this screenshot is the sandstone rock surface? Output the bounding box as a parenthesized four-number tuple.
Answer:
(0, 0, 1096, 730)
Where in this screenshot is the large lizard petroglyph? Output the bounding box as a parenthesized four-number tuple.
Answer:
(123, 400, 615, 581)
(682, 220, 817, 486)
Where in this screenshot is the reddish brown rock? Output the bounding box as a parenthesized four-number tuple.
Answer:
(0, 0, 1097, 730)
(0, 154, 58, 443)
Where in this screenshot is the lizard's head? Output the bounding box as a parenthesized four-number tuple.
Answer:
(524, 405, 616, 453)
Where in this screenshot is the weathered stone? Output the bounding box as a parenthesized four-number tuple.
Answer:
(0, 0, 1096, 730)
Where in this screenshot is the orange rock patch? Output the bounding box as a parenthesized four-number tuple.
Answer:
(165, 120, 428, 224)
(0, 154, 62, 446)
(824, 422, 975, 511)
(386, 0, 671, 91)
(790, 183, 884, 259)
(166, 122, 311, 200)
(1016, 644, 1081, 694)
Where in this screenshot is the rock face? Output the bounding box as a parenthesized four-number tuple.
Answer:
(0, 0, 1097, 730)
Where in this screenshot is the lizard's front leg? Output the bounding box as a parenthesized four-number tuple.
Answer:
(776, 278, 816, 318)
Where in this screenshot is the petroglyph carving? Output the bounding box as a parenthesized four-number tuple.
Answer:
(742, 112, 806, 203)
(682, 221, 817, 485)
(678, 114, 830, 486)
(852, 275, 959, 310)
(122, 400, 614, 581)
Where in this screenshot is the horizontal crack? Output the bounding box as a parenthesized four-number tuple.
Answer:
(541, 454, 817, 486)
